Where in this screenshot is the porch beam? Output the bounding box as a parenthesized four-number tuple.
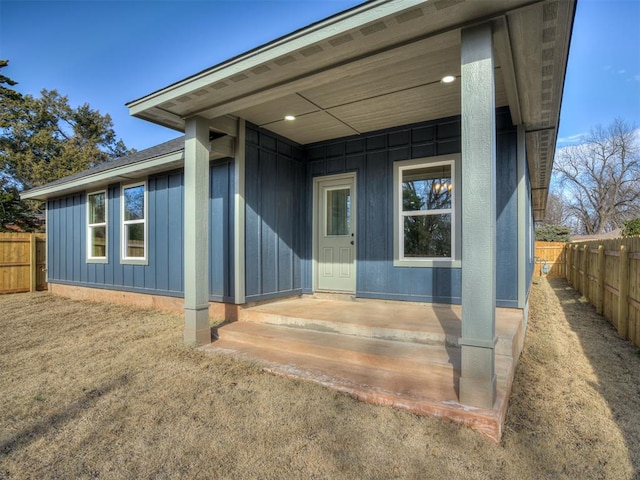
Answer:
(209, 115, 238, 137)
(183, 116, 211, 346)
(492, 16, 522, 126)
(459, 23, 497, 408)
(210, 135, 235, 160)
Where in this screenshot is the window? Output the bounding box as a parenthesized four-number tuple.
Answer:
(325, 187, 351, 236)
(393, 155, 461, 267)
(87, 190, 107, 262)
(121, 182, 147, 263)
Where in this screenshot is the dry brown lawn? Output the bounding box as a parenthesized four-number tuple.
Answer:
(1, 278, 639, 479)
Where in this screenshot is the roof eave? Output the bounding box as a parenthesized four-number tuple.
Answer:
(126, 0, 427, 116)
(21, 150, 185, 201)
(530, 0, 578, 221)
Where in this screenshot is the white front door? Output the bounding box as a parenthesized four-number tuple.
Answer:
(315, 174, 356, 293)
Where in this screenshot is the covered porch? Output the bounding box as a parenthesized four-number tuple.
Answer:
(204, 295, 525, 442)
(126, 0, 575, 438)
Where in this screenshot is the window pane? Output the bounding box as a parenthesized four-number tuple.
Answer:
(125, 223, 145, 258)
(124, 185, 145, 221)
(402, 165, 452, 211)
(91, 226, 106, 258)
(403, 214, 451, 258)
(326, 188, 350, 236)
(89, 192, 105, 224)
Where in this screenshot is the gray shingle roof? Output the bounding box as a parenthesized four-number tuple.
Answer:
(30, 135, 185, 190)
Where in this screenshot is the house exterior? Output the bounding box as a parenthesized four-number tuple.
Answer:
(23, 0, 576, 410)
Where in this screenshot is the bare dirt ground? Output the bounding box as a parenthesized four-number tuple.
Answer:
(0, 278, 639, 479)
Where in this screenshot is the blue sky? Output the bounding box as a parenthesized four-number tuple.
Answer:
(558, 0, 640, 145)
(1, 0, 638, 152)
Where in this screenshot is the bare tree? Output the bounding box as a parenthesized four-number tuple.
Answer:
(543, 191, 570, 226)
(553, 119, 640, 235)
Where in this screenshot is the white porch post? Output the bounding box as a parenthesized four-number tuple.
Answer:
(183, 116, 211, 346)
(459, 23, 497, 408)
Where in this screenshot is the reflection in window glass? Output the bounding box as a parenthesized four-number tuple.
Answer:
(402, 164, 452, 212)
(326, 188, 350, 236)
(124, 185, 145, 221)
(125, 223, 145, 258)
(399, 161, 454, 260)
(91, 226, 107, 258)
(89, 192, 105, 224)
(403, 214, 451, 257)
(122, 183, 146, 260)
(87, 191, 107, 260)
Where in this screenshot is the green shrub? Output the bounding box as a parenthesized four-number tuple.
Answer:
(535, 224, 571, 242)
(622, 219, 640, 237)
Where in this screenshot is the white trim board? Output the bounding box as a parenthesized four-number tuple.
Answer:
(21, 151, 184, 201)
(86, 189, 108, 264)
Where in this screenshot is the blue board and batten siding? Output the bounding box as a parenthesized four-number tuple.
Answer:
(244, 125, 305, 302)
(302, 108, 521, 307)
(210, 159, 235, 303)
(47, 164, 235, 301)
(47, 108, 528, 308)
(47, 172, 185, 297)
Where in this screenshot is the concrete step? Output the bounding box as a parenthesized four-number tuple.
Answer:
(204, 322, 516, 442)
(207, 297, 523, 442)
(209, 336, 460, 402)
(239, 298, 461, 347)
(216, 321, 514, 378)
(238, 297, 521, 358)
(217, 321, 460, 377)
(308, 292, 357, 302)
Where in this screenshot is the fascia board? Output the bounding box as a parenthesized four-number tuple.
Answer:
(20, 151, 184, 201)
(126, 0, 427, 115)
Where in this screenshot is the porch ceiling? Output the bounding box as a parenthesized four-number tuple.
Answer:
(228, 32, 513, 145)
(127, 0, 575, 219)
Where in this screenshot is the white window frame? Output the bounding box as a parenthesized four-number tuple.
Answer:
(87, 189, 108, 263)
(393, 154, 461, 268)
(120, 181, 148, 265)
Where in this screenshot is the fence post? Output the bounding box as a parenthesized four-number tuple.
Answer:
(29, 234, 37, 292)
(573, 244, 578, 290)
(566, 244, 572, 284)
(575, 244, 579, 287)
(572, 244, 576, 284)
(574, 245, 579, 289)
(581, 244, 588, 296)
(596, 245, 605, 315)
(569, 244, 574, 285)
(618, 245, 629, 339)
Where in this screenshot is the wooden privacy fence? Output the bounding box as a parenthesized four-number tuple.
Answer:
(566, 237, 640, 348)
(0, 233, 47, 294)
(534, 241, 567, 277)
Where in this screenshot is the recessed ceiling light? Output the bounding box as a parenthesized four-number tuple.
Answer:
(284, 115, 296, 121)
(441, 75, 456, 84)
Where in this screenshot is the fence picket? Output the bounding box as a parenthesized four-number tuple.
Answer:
(0, 233, 47, 293)
(536, 238, 639, 348)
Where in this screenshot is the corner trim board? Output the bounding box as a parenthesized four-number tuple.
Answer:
(517, 125, 526, 308)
